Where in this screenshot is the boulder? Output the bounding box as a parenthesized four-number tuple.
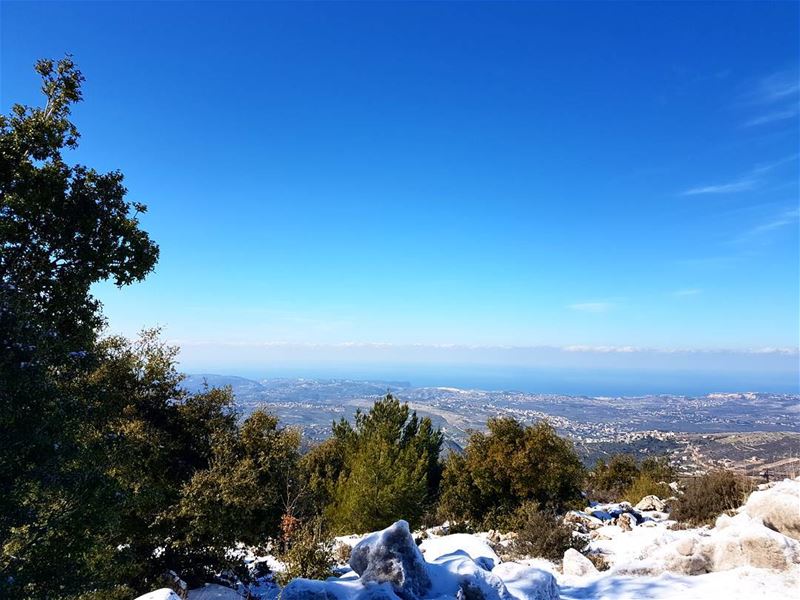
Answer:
(741, 478, 800, 540)
(350, 520, 432, 600)
(617, 513, 637, 532)
(709, 512, 800, 571)
(561, 548, 598, 577)
(635, 495, 667, 512)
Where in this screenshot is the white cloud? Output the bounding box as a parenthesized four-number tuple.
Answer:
(681, 179, 756, 196)
(744, 107, 798, 127)
(568, 302, 615, 313)
(742, 208, 799, 238)
(563, 345, 642, 353)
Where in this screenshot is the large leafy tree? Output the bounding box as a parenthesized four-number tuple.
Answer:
(0, 56, 160, 596)
(0, 57, 303, 598)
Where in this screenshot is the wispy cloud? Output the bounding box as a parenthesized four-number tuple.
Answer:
(681, 154, 798, 196)
(673, 289, 702, 297)
(741, 69, 799, 128)
(742, 208, 800, 238)
(744, 107, 798, 127)
(681, 179, 756, 196)
(568, 302, 615, 313)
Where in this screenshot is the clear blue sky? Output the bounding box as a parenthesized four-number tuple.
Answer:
(2, 1, 798, 387)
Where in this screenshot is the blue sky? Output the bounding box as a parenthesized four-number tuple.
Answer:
(2, 2, 798, 388)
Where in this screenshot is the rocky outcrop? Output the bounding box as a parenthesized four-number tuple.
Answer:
(623, 511, 800, 576)
(741, 478, 800, 540)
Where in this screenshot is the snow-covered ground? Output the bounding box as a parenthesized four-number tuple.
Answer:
(138, 477, 800, 600)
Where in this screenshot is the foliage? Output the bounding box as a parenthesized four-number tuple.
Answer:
(624, 473, 672, 504)
(438, 418, 585, 527)
(503, 501, 584, 561)
(277, 519, 335, 586)
(672, 470, 755, 525)
(323, 394, 443, 533)
(0, 55, 159, 598)
(589, 454, 676, 502)
(0, 57, 298, 597)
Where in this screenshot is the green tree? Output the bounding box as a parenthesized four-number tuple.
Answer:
(438, 418, 584, 527)
(324, 395, 443, 533)
(588, 453, 640, 501)
(0, 56, 159, 597)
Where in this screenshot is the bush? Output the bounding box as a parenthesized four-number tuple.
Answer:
(277, 520, 335, 586)
(672, 470, 754, 525)
(624, 473, 672, 504)
(438, 419, 585, 527)
(589, 454, 639, 501)
(504, 501, 584, 561)
(589, 454, 677, 503)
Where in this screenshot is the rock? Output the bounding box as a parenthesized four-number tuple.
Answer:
(635, 495, 667, 512)
(617, 513, 636, 532)
(562, 548, 598, 577)
(709, 512, 800, 571)
(564, 511, 603, 531)
(634, 511, 800, 577)
(350, 520, 432, 600)
(135, 590, 182, 600)
(420, 534, 500, 571)
(741, 478, 800, 540)
(490, 563, 560, 600)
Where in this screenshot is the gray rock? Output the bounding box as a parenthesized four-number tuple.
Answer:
(350, 520, 432, 600)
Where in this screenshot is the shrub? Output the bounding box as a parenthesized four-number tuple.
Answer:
(624, 473, 672, 504)
(333, 543, 352, 565)
(589, 454, 639, 501)
(504, 501, 584, 561)
(277, 520, 335, 586)
(672, 470, 754, 525)
(589, 454, 677, 503)
(439, 419, 585, 527)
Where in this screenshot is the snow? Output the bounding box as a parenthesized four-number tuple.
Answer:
(420, 532, 501, 570)
(137, 478, 800, 600)
(135, 590, 182, 600)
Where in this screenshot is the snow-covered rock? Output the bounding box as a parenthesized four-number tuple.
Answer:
(349, 520, 431, 599)
(285, 520, 558, 600)
(562, 548, 598, 577)
(135, 590, 182, 600)
(420, 533, 500, 570)
(709, 512, 800, 571)
(635, 495, 667, 512)
(622, 510, 800, 577)
(491, 562, 560, 600)
(741, 477, 800, 540)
